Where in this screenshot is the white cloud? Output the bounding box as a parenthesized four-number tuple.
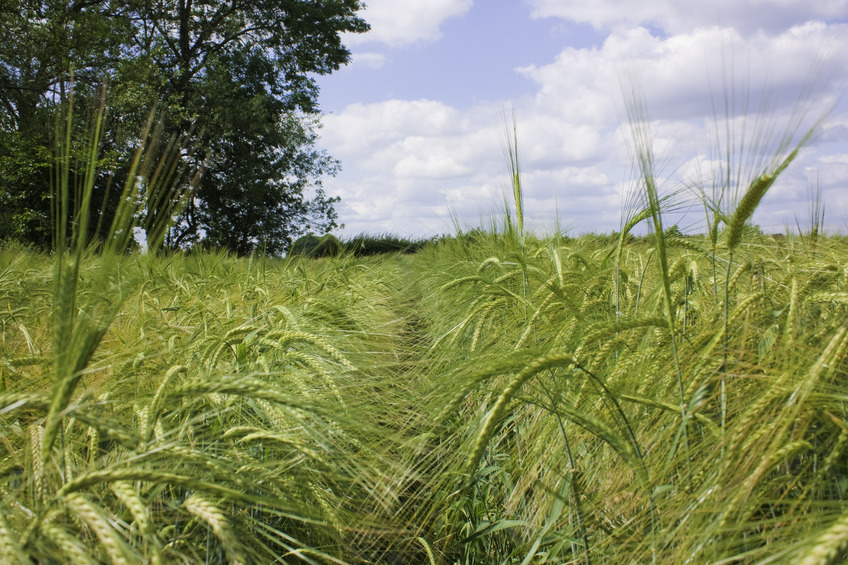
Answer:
(320, 21, 848, 237)
(393, 138, 474, 178)
(322, 99, 472, 163)
(815, 154, 848, 188)
(527, 0, 848, 35)
(518, 23, 847, 124)
(347, 0, 473, 47)
(351, 52, 388, 69)
(320, 99, 504, 235)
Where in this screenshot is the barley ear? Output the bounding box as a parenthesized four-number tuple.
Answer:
(110, 481, 151, 534)
(416, 537, 437, 565)
(0, 503, 27, 564)
(111, 481, 162, 565)
(143, 365, 187, 442)
(40, 514, 99, 565)
(183, 493, 245, 565)
(29, 424, 44, 506)
(799, 510, 848, 565)
(66, 493, 136, 565)
(726, 173, 776, 251)
(466, 353, 578, 477)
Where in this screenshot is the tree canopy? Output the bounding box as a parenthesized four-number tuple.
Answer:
(0, 0, 368, 254)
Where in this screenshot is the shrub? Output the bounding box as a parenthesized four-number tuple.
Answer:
(289, 233, 341, 257)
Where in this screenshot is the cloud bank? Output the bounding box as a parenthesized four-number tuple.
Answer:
(528, 0, 848, 34)
(318, 4, 848, 237)
(345, 0, 473, 48)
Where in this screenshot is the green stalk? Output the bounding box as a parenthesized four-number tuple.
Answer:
(42, 87, 197, 461)
(622, 87, 689, 461)
(502, 108, 524, 248)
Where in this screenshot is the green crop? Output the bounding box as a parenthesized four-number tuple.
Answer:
(1, 78, 846, 565)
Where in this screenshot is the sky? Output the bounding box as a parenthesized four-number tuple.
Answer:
(313, 0, 848, 238)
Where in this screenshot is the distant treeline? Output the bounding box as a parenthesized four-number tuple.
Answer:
(289, 224, 815, 258)
(289, 233, 438, 257)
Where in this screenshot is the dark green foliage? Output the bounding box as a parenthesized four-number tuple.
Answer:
(343, 233, 434, 256)
(290, 232, 435, 257)
(0, 0, 368, 253)
(290, 232, 342, 257)
(664, 223, 683, 239)
(0, 131, 52, 243)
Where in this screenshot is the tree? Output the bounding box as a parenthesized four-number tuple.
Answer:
(0, 0, 368, 253)
(0, 1, 130, 245)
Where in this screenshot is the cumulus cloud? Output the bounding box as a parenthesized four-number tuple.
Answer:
(346, 0, 473, 47)
(322, 99, 470, 162)
(519, 23, 847, 123)
(527, 0, 848, 35)
(320, 100, 503, 234)
(319, 19, 848, 237)
(351, 52, 388, 69)
(320, 95, 626, 236)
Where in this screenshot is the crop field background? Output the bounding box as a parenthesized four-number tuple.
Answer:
(3, 221, 848, 563)
(1, 83, 847, 563)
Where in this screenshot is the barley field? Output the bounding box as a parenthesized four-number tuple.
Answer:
(2, 221, 848, 563)
(2, 90, 847, 563)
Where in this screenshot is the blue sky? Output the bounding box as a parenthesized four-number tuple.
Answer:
(314, 0, 848, 237)
(318, 2, 604, 109)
